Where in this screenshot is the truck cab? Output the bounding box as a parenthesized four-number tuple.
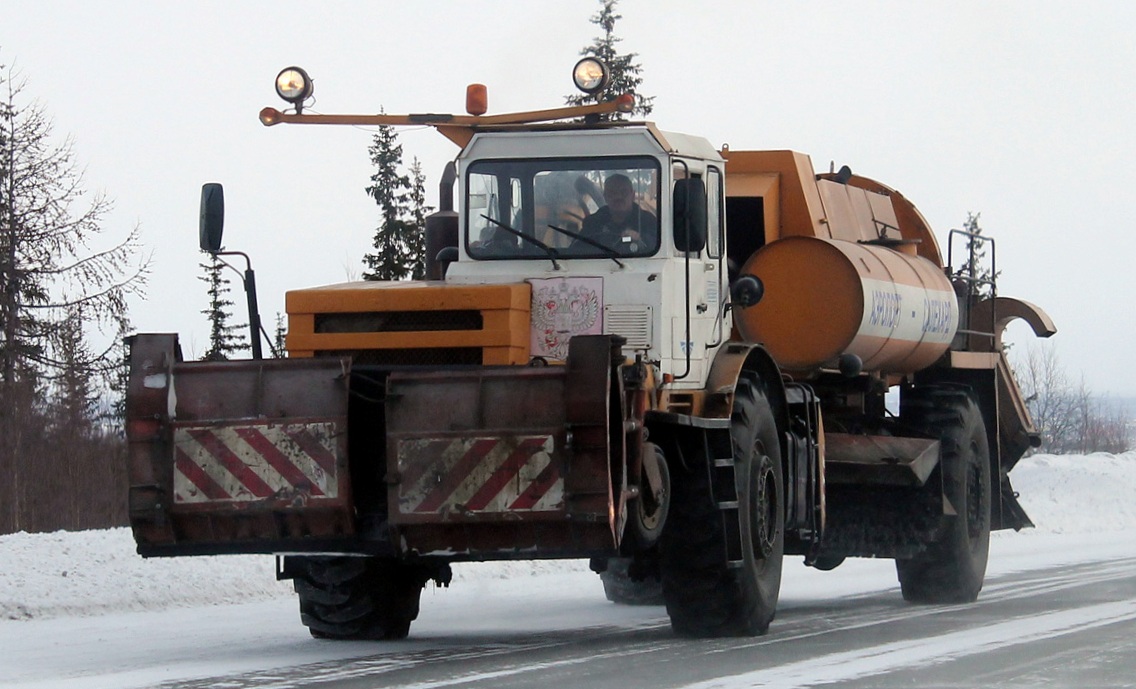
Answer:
(447, 126, 728, 387)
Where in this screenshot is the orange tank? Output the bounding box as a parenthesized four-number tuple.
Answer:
(736, 236, 958, 374)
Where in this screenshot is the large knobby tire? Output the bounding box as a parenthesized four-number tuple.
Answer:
(896, 388, 992, 603)
(599, 558, 665, 606)
(660, 373, 784, 637)
(292, 556, 428, 640)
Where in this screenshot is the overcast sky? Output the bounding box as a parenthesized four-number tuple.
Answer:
(5, 1, 1134, 394)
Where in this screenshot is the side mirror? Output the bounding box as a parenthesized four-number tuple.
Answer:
(730, 274, 764, 308)
(673, 178, 706, 253)
(424, 210, 459, 280)
(435, 246, 459, 279)
(199, 183, 225, 253)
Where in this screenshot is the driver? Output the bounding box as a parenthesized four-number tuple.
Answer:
(580, 174, 657, 254)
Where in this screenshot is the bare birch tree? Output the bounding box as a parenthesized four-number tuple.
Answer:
(1015, 344, 1130, 454)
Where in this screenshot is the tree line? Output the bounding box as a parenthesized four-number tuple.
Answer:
(1014, 345, 1131, 455)
(1, 55, 148, 534)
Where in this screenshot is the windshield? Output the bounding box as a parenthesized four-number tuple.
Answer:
(466, 157, 661, 260)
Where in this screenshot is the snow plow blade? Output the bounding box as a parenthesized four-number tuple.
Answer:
(124, 333, 623, 559)
(383, 335, 621, 558)
(126, 334, 353, 556)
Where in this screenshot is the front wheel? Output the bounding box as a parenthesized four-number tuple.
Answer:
(896, 388, 992, 603)
(660, 373, 784, 636)
(292, 556, 432, 640)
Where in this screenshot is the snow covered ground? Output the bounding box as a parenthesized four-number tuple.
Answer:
(1, 452, 1134, 622)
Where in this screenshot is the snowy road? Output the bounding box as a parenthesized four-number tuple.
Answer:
(3, 453, 1136, 688)
(5, 535, 1136, 689)
(157, 554, 1136, 689)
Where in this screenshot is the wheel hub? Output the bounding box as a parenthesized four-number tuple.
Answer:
(752, 452, 777, 559)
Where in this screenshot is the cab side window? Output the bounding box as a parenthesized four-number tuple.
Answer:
(707, 167, 723, 259)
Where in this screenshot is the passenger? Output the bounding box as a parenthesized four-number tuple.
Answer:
(470, 221, 519, 257)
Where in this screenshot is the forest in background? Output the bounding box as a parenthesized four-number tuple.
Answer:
(0, 54, 143, 534)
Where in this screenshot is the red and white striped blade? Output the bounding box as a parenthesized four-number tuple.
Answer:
(173, 422, 339, 503)
(396, 435, 563, 515)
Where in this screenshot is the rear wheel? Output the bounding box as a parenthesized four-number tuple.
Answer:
(660, 373, 784, 636)
(896, 388, 992, 603)
(811, 555, 846, 571)
(292, 556, 431, 640)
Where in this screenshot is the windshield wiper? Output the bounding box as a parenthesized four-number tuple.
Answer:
(480, 215, 560, 270)
(546, 224, 625, 268)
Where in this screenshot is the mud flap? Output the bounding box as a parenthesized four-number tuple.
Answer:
(998, 477, 1034, 530)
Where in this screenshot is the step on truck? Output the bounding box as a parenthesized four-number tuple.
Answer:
(125, 59, 1056, 639)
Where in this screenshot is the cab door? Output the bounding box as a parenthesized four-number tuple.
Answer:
(671, 162, 726, 384)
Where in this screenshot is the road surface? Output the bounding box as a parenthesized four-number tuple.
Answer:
(6, 548, 1135, 689)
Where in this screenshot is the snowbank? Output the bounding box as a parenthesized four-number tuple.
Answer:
(1007, 452, 1136, 534)
(0, 529, 287, 620)
(1, 452, 1131, 622)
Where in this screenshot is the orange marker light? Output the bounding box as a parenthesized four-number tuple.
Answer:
(615, 93, 635, 113)
(466, 84, 488, 116)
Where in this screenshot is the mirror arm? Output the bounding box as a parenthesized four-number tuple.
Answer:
(212, 250, 264, 360)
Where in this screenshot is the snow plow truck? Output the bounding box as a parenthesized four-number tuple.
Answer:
(125, 60, 1056, 639)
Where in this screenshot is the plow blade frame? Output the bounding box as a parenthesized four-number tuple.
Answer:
(126, 334, 355, 556)
(384, 335, 621, 559)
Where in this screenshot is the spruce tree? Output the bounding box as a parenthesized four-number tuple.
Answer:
(50, 307, 97, 528)
(565, 0, 655, 119)
(958, 212, 999, 298)
(362, 121, 416, 281)
(406, 157, 431, 280)
(51, 306, 98, 434)
(104, 315, 132, 427)
(199, 253, 247, 361)
(273, 312, 286, 358)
